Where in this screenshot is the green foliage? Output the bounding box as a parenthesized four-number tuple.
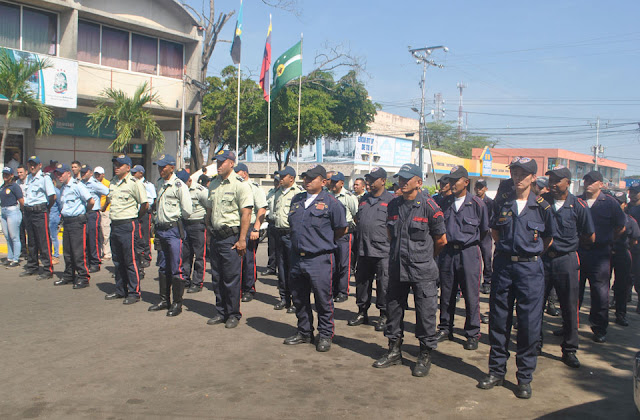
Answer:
(88, 82, 164, 154)
(426, 120, 497, 158)
(0, 48, 54, 162)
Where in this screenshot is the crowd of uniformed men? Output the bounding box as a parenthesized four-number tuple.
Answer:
(4, 150, 640, 400)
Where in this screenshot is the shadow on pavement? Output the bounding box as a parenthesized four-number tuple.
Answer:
(246, 316, 297, 339)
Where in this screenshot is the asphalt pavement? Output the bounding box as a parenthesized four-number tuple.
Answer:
(0, 244, 638, 419)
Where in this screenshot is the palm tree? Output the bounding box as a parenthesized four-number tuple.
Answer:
(0, 48, 54, 165)
(88, 81, 164, 154)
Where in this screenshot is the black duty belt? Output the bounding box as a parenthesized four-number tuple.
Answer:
(498, 252, 539, 262)
(111, 218, 137, 226)
(211, 225, 240, 240)
(183, 219, 205, 226)
(275, 228, 291, 234)
(545, 250, 571, 259)
(156, 221, 179, 231)
(297, 250, 331, 258)
(63, 214, 87, 224)
(449, 242, 478, 251)
(24, 204, 48, 212)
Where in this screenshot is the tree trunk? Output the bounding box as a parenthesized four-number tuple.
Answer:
(1, 105, 12, 168)
(190, 115, 204, 170)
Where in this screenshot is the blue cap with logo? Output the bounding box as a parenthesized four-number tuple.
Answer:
(2, 167, 14, 175)
(27, 155, 41, 165)
(112, 154, 133, 166)
(509, 156, 538, 174)
(154, 154, 176, 166)
(331, 171, 345, 182)
(628, 181, 640, 193)
(214, 150, 236, 162)
(80, 164, 92, 174)
(53, 163, 71, 173)
(175, 169, 190, 183)
(396, 163, 422, 180)
(277, 166, 296, 178)
(130, 165, 145, 174)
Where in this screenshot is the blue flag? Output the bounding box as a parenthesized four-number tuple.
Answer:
(230, 0, 243, 64)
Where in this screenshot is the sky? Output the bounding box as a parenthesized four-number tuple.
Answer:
(183, 0, 640, 174)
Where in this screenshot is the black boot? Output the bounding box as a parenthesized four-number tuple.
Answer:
(167, 278, 184, 317)
(412, 345, 432, 377)
(148, 272, 170, 311)
(375, 313, 388, 332)
(347, 310, 368, 326)
(372, 339, 402, 368)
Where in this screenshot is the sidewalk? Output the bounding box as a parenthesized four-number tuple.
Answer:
(0, 231, 64, 255)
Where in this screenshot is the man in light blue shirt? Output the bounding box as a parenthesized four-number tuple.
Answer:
(21, 156, 57, 280)
(53, 164, 95, 289)
(132, 165, 156, 267)
(81, 165, 110, 272)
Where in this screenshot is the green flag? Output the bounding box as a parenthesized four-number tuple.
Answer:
(271, 41, 301, 99)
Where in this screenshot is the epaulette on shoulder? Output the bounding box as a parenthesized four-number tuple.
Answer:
(576, 197, 587, 208)
(236, 175, 244, 182)
(196, 184, 206, 191)
(252, 182, 259, 187)
(536, 195, 551, 210)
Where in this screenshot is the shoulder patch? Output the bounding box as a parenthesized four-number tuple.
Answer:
(576, 197, 587, 208)
(176, 180, 182, 187)
(236, 176, 244, 182)
(536, 196, 544, 204)
(537, 196, 551, 210)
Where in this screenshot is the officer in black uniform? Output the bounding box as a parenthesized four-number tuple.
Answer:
(436, 166, 489, 350)
(475, 179, 494, 295)
(283, 165, 348, 352)
(432, 175, 451, 207)
(478, 157, 556, 399)
(577, 170, 626, 343)
(626, 181, 640, 313)
(610, 191, 640, 326)
(538, 165, 594, 369)
(373, 163, 447, 377)
(348, 167, 394, 331)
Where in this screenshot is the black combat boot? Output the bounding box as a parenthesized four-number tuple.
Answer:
(412, 344, 432, 377)
(372, 339, 402, 368)
(148, 272, 170, 311)
(167, 278, 184, 317)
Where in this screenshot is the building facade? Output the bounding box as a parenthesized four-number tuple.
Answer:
(0, 0, 203, 176)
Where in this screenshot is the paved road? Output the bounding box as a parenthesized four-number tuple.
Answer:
(0, 245, 638, 419)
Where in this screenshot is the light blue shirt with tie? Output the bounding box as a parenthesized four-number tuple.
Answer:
(25, 170, 56, 206)
(60, 179, 93, 217)
(83, 177, 110, 211)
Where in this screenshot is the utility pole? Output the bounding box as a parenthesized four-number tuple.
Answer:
(590, 116, 608, 170)
(457, 82, 467, 139)
(409, 45, 448, 180)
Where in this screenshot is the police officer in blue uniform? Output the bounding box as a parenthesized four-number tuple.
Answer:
(436, 166, 489, 350)
(132, 165, 156, 268)
(283, 165, 348, 352)
(577, 170, 626, 343)
(373, 163, 447, 377)
(148, 155, 192, 317)
(538, 165, 594, 369)
(348, 167, 394, 331)
(625, 181, 640, 313)
(52, 164, 95, 289)
(475, 179, 494, 295)
(81, 165, 110, 273)
(21, 156, 57, 280)
(432, 175, 451, 207)
(478, 157, 556, 399)
(610, 191, 640, 326)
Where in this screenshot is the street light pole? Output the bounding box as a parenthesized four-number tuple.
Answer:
(409, 45, 448, 179)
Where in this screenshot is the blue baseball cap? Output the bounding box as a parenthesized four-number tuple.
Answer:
(509, 156, 537, 175)
(175, 169, 190, 183)
(331, 172, 345, 182)
(628, 181, 640, 193)
(27, 155, 41, 164)
(301, 165, 327, 180)
(234, 163, 249, 173)
(396, 163, 422, 180)
(80, 164, 92, 174)
(112, 154, 133, 166)
(53, 163, 71, 173)
(214, 150, 236, 162)
(277, 166, 296, 178)
(2, 167, 14, 175)
(154, 154, 177, 166)
(130, 165, 145, 174)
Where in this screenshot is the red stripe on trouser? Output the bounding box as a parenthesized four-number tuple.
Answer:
(239, 258, 243, 316)
(83, 224, 90, 282)
(44, 212, 53, 274)
(576, 252, 580, 328)
(201, 229, 207, 285)
(95, 213, 102, 263)
(330, 253, 335, 338)
(131, 222, 141, 294)
(177, 237, 184, 280)
(252, 246, 257, 292)
(476, 245, 482, 337)
(346, 234, 352, 293)
(148, 214, 153, 261)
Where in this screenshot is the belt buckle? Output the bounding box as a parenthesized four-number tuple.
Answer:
(453, 244, 461, 250)
(300, 252, 306, 256)
(510, 256, 518, 262)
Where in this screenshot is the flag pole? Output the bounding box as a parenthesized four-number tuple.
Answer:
(295, 33, 303, 175)
(266, 15, 272, 176)
(235, 61, 241, 159)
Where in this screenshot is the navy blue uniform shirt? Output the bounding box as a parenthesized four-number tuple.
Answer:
(491, 191, 557, 257)
(481, 195, 495, 225)
(0, 183, 23, 207)
(355, 190, 394, 258)
(541, 192, 594, 253)
(613, 214, 640, 252)
(578, 191, 626, 246)
(441, 193, 489, 246)
(288, 190, 348, 254)
(387, 191, 446, 283)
